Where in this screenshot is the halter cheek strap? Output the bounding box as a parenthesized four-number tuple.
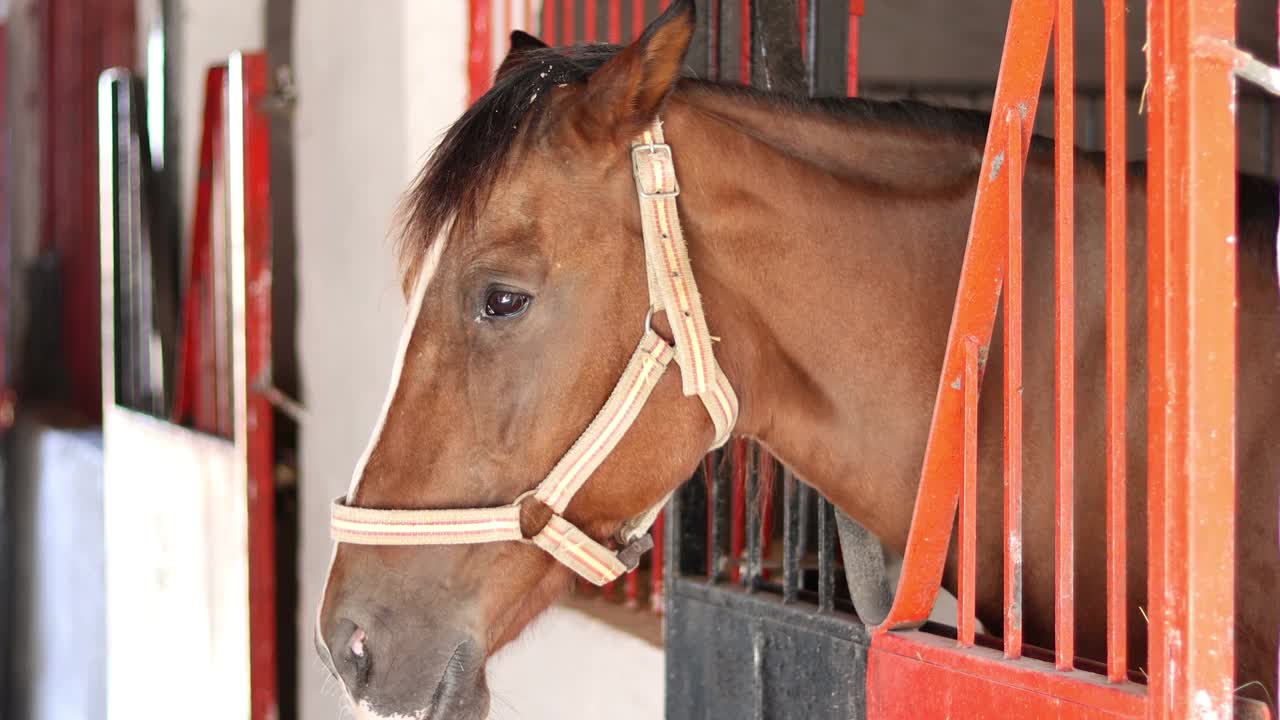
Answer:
(331, 119, 739, 586)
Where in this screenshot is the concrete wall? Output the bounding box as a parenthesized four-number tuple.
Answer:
(293, 2, 461, 717)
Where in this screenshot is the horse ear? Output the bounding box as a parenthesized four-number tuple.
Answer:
(573, 0, 695, 142)
(495, 30, 550, 82)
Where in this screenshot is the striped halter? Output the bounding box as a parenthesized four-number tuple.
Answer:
(330, 119, 739, 585)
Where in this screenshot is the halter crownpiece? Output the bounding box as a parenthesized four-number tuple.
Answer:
(331, 119, 739, 586)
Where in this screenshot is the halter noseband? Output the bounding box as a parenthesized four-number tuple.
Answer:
(330, 119, 739, 586)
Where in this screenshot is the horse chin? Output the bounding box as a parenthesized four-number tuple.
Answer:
(351, 674, 490, 720)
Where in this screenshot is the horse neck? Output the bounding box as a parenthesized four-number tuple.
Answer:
(662, 89, 982, 553)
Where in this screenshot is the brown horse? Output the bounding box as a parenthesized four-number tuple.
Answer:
(317, 3, 1280, 717)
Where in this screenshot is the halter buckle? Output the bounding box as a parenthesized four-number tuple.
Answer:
(615, 534, 655, 571)
(631, 143, 681, 199)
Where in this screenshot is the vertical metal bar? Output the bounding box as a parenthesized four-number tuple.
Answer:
(740, 0, 751, 84)
(1003, 108, 1024, 660)
(745, 443, 763, 589)
(1103, 0, 1127, 685)
(543, 0, 554, 39)
(708, 0, 721, 81)
(1053, 0, 1076, 672)
(525, 0, 534, 31)
(608, 0, 622, 42)
(585, 0, 597, 41)
(1145, 0, 1171, 707)
(633, 0, 645, 38)
(468, 0, 494, 103)
(798, 0, 807, 59)
(880, 0, 1053, 631)
(651, 512, 666, 613)
(561, 0, 573, 43)
(759, 454, 777, 580)
(848, 0, 864, 97)
(1148, 0, 1238, 714)
(958, 336, 979, 648)
(229, 52, 280, 720)
(711, 449, 731, 583)
(624, 562, 640, 607)
(730, 437, 747, 582)
(782, 467, 799, 603)
(817, 498, 835, 612)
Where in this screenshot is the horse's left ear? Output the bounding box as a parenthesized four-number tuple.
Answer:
(495, 30, 551, 82)
(573, 0, 695, 142)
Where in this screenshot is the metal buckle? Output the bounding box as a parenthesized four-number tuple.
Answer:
(615, 534, 655, 571)
(630, 143, 681, 199)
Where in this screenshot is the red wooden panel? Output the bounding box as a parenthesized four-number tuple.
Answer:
(868, 631, 1146, 720)
(43, 0, 136, 421)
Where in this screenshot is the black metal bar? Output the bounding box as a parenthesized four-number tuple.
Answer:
(809, 0, 849, 97)
(717, 0, 744, 84)
(817, 497, 835, 612)
(745, 442, 763, 590)
(782, 467, 799, 602)
(677, 455, 709, 576)
(749, 0, 805, 96)
(710, 447, 732, 582)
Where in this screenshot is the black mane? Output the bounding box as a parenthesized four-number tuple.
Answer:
(396, 42, 999, 285)
(397, 42, 1276, 285)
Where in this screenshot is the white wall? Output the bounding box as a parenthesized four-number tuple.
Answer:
(293, 3, 462, 718)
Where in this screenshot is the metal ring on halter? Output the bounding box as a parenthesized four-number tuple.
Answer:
(644, 306, 657, 335)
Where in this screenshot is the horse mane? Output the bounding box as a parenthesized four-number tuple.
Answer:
(397, 43, 1277, 291)
(395, 42, 1011, 291)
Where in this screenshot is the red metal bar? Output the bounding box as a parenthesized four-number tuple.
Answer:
(730, 437, 748, 583)
(0, 21, 9, 423)
(584, 0, 597, 41)
(634, 0, 645, 39)
(759, 452, 776, 580)
(543, 0, 555, 40)
(624, 563, 640, 607)
(848, 0, 864, 97)
(468, 0, 494, 103)
(1145, 0, 1171, 708)
(1103, 0, 1127, 686)
(1052, 0, 1075, 673)
(740, 0, 751, 84)
(879, 0, 1052, 632)
(608, 0, 622, 42)
(562, 0, 574, 44)
(526, 0, 535, 31)
(232, 52, 280, 720)
(798, 0, 807, 58)
(651, 512, 665, 614)
(173, 68, 226, 429)
(1003, 107, 1024, 661)
(1148, 0, 1238, 715)
(869, 631, 1147, 720)
(958, 336, 979, 648)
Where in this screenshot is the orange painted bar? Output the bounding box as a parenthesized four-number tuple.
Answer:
(468, 0, 495, 103)
(542, 0, 554, 40)
(1052, 0, 1075, 673)
(651, 512, 666, 613)
(585, 0, 597, 42)
(634, 0, 645, 39)
(1145, 0, 1170, 708)
(958, 336, 979, 647)
(848, 0, 864, 96)
(1148, 0, 1238, 716)
(561, 0, 573, 44)
(1003, 108, 1024, 661)
(878, 0, 1053, 632)
(608, 0, 621, 42)
(1102, 0, 1127, 685)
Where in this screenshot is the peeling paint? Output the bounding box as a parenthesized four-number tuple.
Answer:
(989, 151, 1006, 182)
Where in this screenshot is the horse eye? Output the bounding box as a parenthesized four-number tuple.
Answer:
(484, 289, 532, 318)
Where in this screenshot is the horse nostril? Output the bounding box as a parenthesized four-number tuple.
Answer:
(349, 627, 367, 659)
